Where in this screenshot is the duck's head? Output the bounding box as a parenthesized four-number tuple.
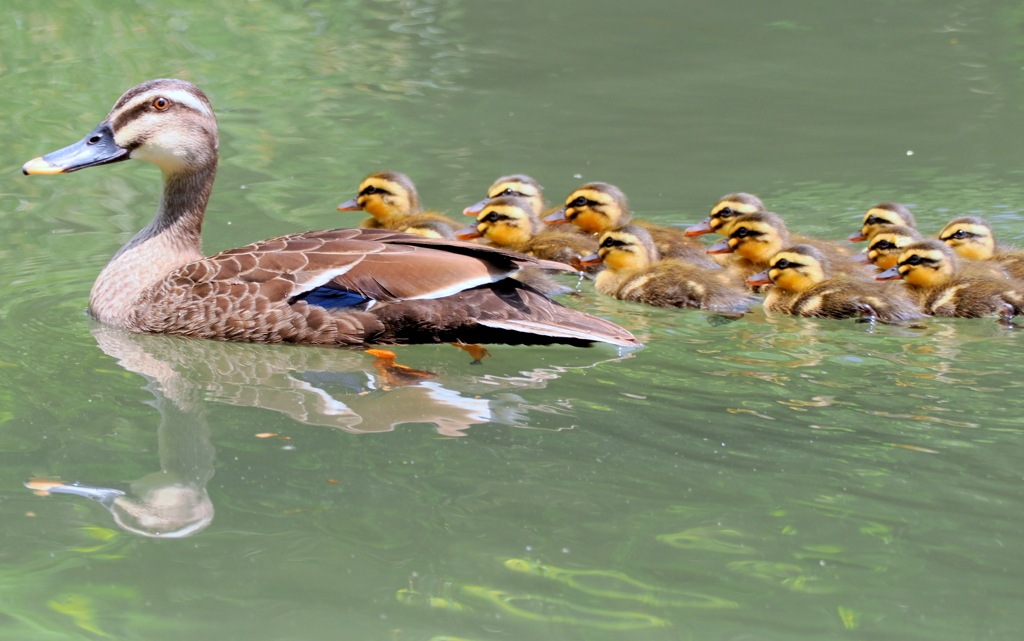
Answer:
(877, 239, 956, 287)
(848, 202, 915, 242)
(864, 224, 922, 270)
(938, 216, 995, 261)
(338, 171, 421, 223)
(23, 78, 218, 178)
(544, 182, 630, 234)
(579, 225, 658, 271)
(686, 193, 766, 236)
(707, 211, 788, 264)
(455, 196, 538, 245)
(747, 245, 829, 292)
(464, 174, 544, 216)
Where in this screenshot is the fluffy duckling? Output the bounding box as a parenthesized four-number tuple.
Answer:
(862, 224, 923, 270)
(877, 240, 1024, 319)
(544, 182, 720, 268)
(463, 174, 549, 217)
(847, 202, 916, 243)
(338, 171, 461, 238)
(938, 216, 1024, 280)
(748, 245, 920, 321)
(685, 193, 767, 236)
(578, 225, 753, 310)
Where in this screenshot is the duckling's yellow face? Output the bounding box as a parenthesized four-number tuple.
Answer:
(858, 207, 911, 241)
(475, 204, 534, 246)
(487, 180, 544, 216)
(597, 230, 652, 271)
(867, 231, 916, 270)
(726, 221, 782, 264)
(356, 176, 418, 221)
(563, 188, 626, 234)
(709, 198, 762, 235)
(894, 247, 954, 287)
(765, 251, 825, 293)
(939, 221, 994, 261)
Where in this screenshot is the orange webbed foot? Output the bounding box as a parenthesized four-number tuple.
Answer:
(364, 349, 438, 387)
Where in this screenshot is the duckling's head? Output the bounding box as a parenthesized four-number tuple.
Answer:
(707, 211, 788, 264)
(338, 171, 421, 223)
(457, 196, 539, 246)
(545, 182, 630, 234)
(593, 225, 659, 272)
(464, 174, 545, 216)
(877, 239, 956, 287)
(848, 202, 915, 242)
(938, 216, 995, 261)
(752, 245, 830, 293)
(685, 193, 766, 236)
(23, 78, 218, 178)
(865, 224, 922, 270)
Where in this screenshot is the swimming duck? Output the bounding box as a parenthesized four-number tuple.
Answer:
(876, 240, 1024, 319)
(938, 216, 1024, 280)
(862, 224, 923, 270)
(578, 225, 753, 310)
(543, 182, 720, 268)
(685, 193, 767, 236)
(748, 245, 920, 321)
(463, 174, 549, 218)
(847, 202, 916, 243)
(338, 171, 462, 238)
(22, 79, 638, 348)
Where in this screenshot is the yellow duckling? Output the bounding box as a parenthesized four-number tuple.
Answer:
(847, 202, 916, 242)
(938, 216, 1024, 280)
(338, 171, 461, 238)
(543, 182, 719, 268)
(748, 245, 920, 321)
(578, 225, 753, 310)
(862, 224, 922, 270)
(685, 193, 766, 236)
(877, 240, 1024, 319)
(463, 174, 549, 218)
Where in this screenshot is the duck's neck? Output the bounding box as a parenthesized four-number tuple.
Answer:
(89, 163, 215, 327)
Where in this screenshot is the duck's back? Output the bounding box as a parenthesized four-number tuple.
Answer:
(615, 259, 752, 310)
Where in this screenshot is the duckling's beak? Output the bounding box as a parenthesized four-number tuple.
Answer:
(337, 198, 362, 211)
(876, 266, 902, 280)
(576, 252, 603, 268)
(846, 230, 867, 242)
(707, 239, 734, 254)
(22, 123, 130, 175)
(746, 270, 773, 286)
(685, 219, 713, 236)
(463, 198, 490, 216)
(454, 224, 483, 240)
(543, 208, 570, 224)
(851, 251, 871, 263)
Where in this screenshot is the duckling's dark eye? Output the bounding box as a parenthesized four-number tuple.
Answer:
(482, 212, 501, 223)
(153, 97, 170, 111)
(774, 258, 790, 269)
(865, 215, 885, 225)
(874, 240, 895, 250)
(904, 254, 922, 265)
(718, 207, 734, 217)
(570, 197, 588, 208)
(497, 188, 522, 197)
(734, 227, 751, 238)
(360, 185, 381, 196)
(600, 237, 625, 248)
(949, 230, 968, 239)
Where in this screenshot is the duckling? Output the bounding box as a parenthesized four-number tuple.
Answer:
(863, 224, 923, 270)
(463, 174, 549, 218)
(578, 225, 753, 311)
(543, 182, 720, 268)
(877, 240, 1024, 319)
(847, 202, 916, 243)
(338, 171, 462, 238)
(747, 245, 921, 322)
(685, 193, 766, 236)
(938, 216, 1024, 280)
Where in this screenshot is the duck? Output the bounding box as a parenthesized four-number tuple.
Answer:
(22, 78, 638, 348)
(862, 224, 923, 271)
(463, 174, 549, 218)
(876, 239, 1024, 319)
(577, 225, 753, 310)
(685, 193, 767, 236)
(938, 216, 1024, 280)
(337, 171, 462, 238)
(543, 182, 721, 268)
(747, 245, 921, 321)
(847, 202, 916, 243)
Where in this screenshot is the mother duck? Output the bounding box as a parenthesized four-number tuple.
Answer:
(23, 79, 637, 347)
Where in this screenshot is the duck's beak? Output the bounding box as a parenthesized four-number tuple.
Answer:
(337, 197, 362, 211)
(22, 123, 130, 175)
(575, 252, 603, 268)
(455, 224, 483, 240)
(846, 230, 867, 242)
(463, 198, 490, 216)
(707, 239, 734, 254)
(876, 266, 902, 281)
(543, 208, 569, 224)
(685, 219, 713, 236)
(746, 269, 772, 286)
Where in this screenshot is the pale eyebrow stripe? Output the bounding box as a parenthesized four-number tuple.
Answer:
(120, 89, 214, 119)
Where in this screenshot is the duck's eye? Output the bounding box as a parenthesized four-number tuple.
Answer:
(497, 188, 519, 197)
(569, 196, 588, 208)
(152, 97, 170, 111)
(865, 215, 884, 225)
(950, 230, 967, 239)
(734, 227, 750, 238)
(360, 186, 379, 196)
(904, 254, 922, 265)
(600, 237, 624, 248)
(482, 212, 501, 223)
(874, 240, 895, 250)
(718, 207, 734, 217)
(774, 258, 790, 269)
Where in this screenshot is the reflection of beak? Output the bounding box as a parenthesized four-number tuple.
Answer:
(876, 266, 902, 280)
(707, 239, 734, 254)
(543, 208, 569, 224)
(576, 252, 603, 268)
(455, 224, 483, 240)
(852, 251, 871, 263)
(746, 269, 772, 286)
(846, 230, 866, 242)
(337, 198, 362, 211)
(463, 198, 489, 215)
(22, 122, 130, 175)
(685, 219, 713, 236)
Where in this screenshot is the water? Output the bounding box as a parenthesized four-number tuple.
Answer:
(2, 0, 1024, 638)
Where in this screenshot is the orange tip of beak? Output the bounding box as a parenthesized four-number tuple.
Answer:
(575, 252, 603, 268)
(22, 157, 64, 175)
(746, 270, 772, 286)
(846, 231, 867, 242)
(455, 225, 483, 240)
(337, 197, 362, 211)
(707, 239, 734, 254)
(684, 219, 713, 236)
